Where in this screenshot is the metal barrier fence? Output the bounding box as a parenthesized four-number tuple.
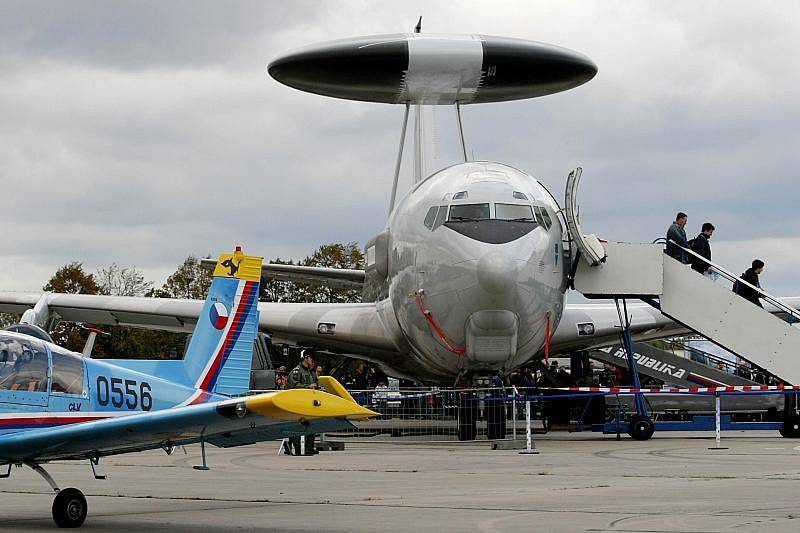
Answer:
(325, 386, 793, 442)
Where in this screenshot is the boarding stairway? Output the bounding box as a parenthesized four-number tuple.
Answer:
(572, 242, 800, 384)
(588, 341, 761, 388)
(564, 168, 800, 385)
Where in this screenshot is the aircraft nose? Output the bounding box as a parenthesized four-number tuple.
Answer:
(476, 252, 517, 294)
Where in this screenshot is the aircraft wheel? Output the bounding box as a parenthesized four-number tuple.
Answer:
(628, 415, 655, 441)
(52, 488, 87, 528)
(779, 416, 800, 438)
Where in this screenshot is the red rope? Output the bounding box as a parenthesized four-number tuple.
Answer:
(415, 293, 466, 355)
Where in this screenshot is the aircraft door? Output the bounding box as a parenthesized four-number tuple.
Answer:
(0, 334, 49, 407)
(564, 167, 606, 267)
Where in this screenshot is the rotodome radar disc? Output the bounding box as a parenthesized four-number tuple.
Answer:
(267, 33, 597, 105)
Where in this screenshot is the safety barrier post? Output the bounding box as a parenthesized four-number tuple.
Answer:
(708, 392, 727, 450)
(519, 399, 539, 455)
(512, 386, 518, 442)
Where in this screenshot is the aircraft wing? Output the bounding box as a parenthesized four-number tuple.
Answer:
(550, 302, 685, 355)
(551, 297, 800, 355)
(200, 259, 365, 290)
(0, 291, 401, 360)
(0, 386, 376, 465)
(0, 292, 204, 333)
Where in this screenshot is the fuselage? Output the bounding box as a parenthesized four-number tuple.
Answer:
(0, 331, 221, 434)
(366, 161, 567, 382)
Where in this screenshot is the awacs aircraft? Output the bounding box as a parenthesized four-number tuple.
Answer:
(0, 33, 797, 387)
(0, 248, 376, 528)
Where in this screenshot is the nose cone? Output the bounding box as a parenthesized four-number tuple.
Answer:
(477, 252, 518, 294)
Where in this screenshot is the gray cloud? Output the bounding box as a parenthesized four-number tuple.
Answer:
(0, 1, 798, 298)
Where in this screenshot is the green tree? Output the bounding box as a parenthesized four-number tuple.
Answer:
(44, 262, 100, 294)
(91, 263, 183, 360)
(43, 262, 99, 351)
(0, 313, 20, 329)
(261, 242, 364, 303)
(96, 263, 153, 297)
(150, 255, 212, 299)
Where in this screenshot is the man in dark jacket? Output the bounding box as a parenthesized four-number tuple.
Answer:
(734, 259, 765, 308)
(690, 222, 715, 274)
(666, 212, 690, 263)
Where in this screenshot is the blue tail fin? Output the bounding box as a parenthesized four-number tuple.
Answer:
(182, 247, 262, 396)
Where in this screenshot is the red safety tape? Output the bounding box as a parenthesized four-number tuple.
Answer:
(535, 384, 798, 394)
(415, 292, 465, 356)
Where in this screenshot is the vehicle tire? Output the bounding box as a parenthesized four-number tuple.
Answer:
(457, 395, 477, 441)
(628, 415, 655, 441)
(52, 488, 87, 528)
(486, 401, 507, 440)
(779, 416, 800, 438)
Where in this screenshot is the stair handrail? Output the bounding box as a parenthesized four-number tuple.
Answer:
(667, 239, 800, 321)
(662, 337, 773, 378)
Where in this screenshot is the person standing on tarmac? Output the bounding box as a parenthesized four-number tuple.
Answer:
(690, 222, 715, 275)
(666, 212, 690, 263)
(286, 350, 320, 455)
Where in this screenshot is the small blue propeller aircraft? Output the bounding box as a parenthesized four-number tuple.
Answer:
(0, 247, 376, 528)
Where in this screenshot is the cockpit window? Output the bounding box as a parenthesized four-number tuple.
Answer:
(50, 346, 84, 395)
(533, 205, 552, 230)
(496, 203, 536, 222)
(0, 334, 48, 393)
(423, 206, 438, 229)
(448, 203, 490, 222)
(432, 205, 448, 229)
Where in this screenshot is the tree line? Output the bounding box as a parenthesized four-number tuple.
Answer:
(2, 242, 364, 359)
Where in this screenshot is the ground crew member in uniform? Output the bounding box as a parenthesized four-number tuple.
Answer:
(286, 349, 319, 455)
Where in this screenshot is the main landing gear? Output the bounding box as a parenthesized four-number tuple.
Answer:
(52, 488, 88, 528)
(21, 461, 89, 528)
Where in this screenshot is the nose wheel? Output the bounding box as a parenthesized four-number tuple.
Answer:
(52, 488, 87, 528)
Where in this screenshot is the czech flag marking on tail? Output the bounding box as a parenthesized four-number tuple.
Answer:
(210, 302, 229, 330)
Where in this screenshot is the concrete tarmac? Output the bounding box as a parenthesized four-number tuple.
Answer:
(1, 432, 799, 532)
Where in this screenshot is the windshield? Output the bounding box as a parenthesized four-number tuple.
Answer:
(50, 346, 84, 395)
(496, 203, 536, 222)
(448, 203, 490, 222)
(0, 334, 48, 393)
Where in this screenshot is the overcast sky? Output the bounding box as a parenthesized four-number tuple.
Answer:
(1, 1, 798, 297)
